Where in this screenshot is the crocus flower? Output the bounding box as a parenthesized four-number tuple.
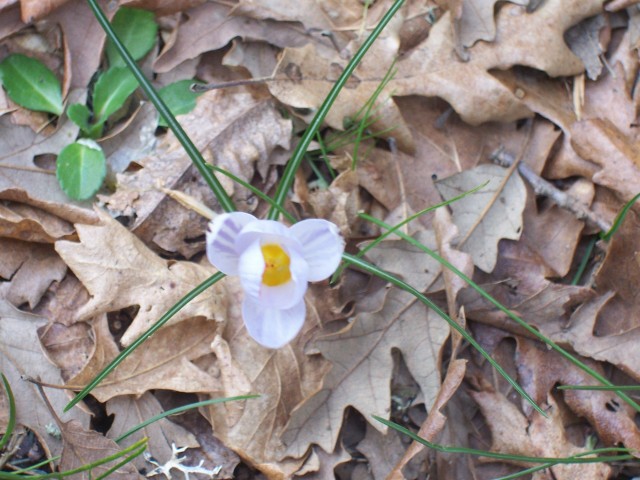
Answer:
(206, 212, 344, 348)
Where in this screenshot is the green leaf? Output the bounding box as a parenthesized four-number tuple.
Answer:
(157, 79, 203, 127)
(0, 54, 63, 115)
(92, 66, 138, 123)
(67, 103, 91, 131)
(67, 103, 106, 138)
(56, 139, 107, 200)
(105, 7, 157, 68)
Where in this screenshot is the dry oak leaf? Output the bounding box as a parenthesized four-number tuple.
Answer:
(67, 314, 223, 403)
(105, 89, 291, 257)
(451, 0, 529, 49)
(203, 276, 328, 478)
(389, 0, 604, 125)
(58, 418, 140, 480)
(471, 389, 612, 479)
(281, 286, 450, 458)
(268, 16, 416, 153)
(106, 392, 199, 471)
(514, 337, 640, 455)
(0, 299, 89, 457)
(571, 118, 640, 204)
(435, 163, 526, 273)
(153, 2, 312, 74)
(0, 90, 97, 226)
(0, 239, 67, 309)
(539, 292, 640, 387)
(54, 209, 225, 346)
(590, 209, 640, 336)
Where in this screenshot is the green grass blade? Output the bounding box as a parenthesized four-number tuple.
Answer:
(343, 253, 546, 416)
(330, 182, 488, 282)
(0, 374, 16, 450)
(64, 272, 225, 412)
(85, 0, 235, 213)
(0, 438, 148, 479)
(360, 214, 640, 413)
(114, 394, 260, 442)
(267, 0, 406, 220)
(600, 191, 640, 241)
(93, 444, 147, 480)
(557, 384, 640, 391)
(209, 165, 297, 223)
(373, 415, 632, 464)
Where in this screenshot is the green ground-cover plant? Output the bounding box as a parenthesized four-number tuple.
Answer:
(1, 0, 626, 477)
(0, 7, 200, 201)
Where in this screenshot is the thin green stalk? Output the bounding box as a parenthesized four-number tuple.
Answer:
(0, 439, 148, 479)
(64, 272, 225, 412)
(571, 236, 596, 285)
(115, 395, 259, 442)
(374, 415, 632, 464)
(352, 60, 397, 168)
(85, 0, 235, 213)
(343, 253, 545, 416)
(331, 182, 488, 282)
(360, 213, 640, 413)
(557, 385, 640, 391)
(268, 0, 406, 220)
(93, 444, 147, 480)
(209, 165, 297, 223)
(600, 191, 640, 241)
(0, 374, 16, 450)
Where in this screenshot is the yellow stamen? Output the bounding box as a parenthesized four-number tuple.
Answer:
(261, 244, 291, 286)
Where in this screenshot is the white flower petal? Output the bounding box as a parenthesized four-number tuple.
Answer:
(206, 212, 256, 275)
(236, 219, 293, 254)
(237, 240, 265, 300)
(290, 219, 344, 281)
(238, 240, 309, 309)
(242, 296, 306, 348)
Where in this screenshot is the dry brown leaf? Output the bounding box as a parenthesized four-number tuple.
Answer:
(154, 2, 310, 74)
(39, 321, 93, 381)
(451, 0, 528, 49)
(434, 207, 474, 320)
(67, 314, 223, 402)
(389, 359, 467, 480)
(104, 88, 291, 257)
(392, 0, 602, 124)
(471, 389, 612, 479)
(47, 0, 110, 89)
(515, 337, 640, 454)
(589, 209, 640, 335)
(233, 0, 367, 32)
(0, 239, 67, 309)
(58, 419, 140, 480)
(203, 277, 328, 478)
(539, 292, 640, 385)
(106, 392, 199, 471)
(19, 0, 70, 22)
(54, 210, 225, 346)
(0, 202, 76, 243)
(571, 118, 640, 203)
(0, 90, 98, 226)
(361, 230, 440, 292)
(435, 163, 526, 273)
(520, 177, 593, 278)
(0, 299, 89, 457)
(282, 286, 450, 458)
(357, 420, 406, 479)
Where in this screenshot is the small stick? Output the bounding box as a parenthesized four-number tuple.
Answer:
(491, 147, 611, 232)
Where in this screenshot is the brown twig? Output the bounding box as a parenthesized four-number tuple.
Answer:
(490, 147, 611, 232)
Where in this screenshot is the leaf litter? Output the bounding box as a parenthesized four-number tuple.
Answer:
(2, 1, 640, 479)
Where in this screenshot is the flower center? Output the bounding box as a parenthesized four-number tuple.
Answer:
(261, 244, 292, 287)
